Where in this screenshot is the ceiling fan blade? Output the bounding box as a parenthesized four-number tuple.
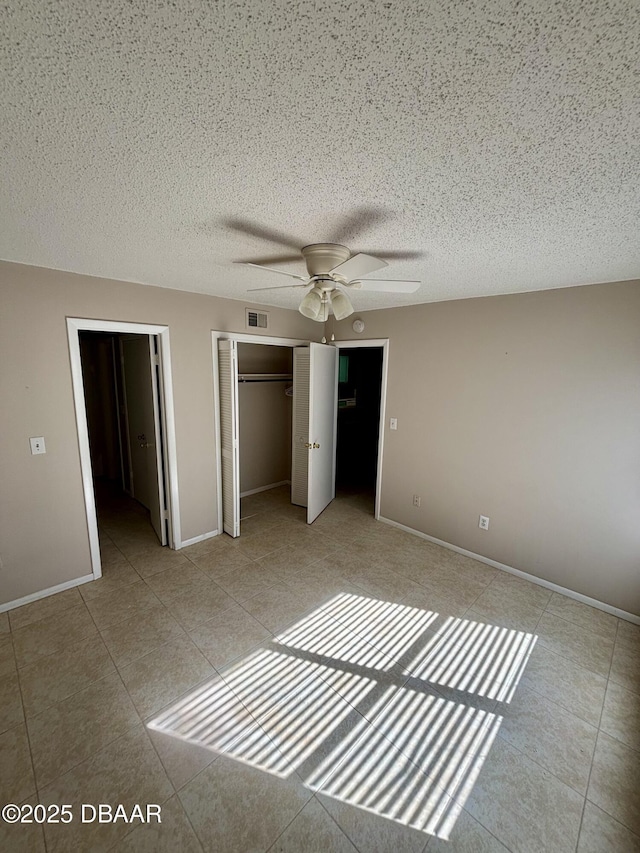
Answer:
(360, 250, 425, 260)
(233, 253, 302, 265)
(351, 279, 421, 293)
(239, 263, 308, 281)
(330, 253, 388, 280)
(329, 207, 390, 244)
(222, 217, 302, 251)
(246, 284, 309, 292)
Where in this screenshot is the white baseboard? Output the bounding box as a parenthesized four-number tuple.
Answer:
(0, 573, 95, 614)
(378, 516, 640, 626)
(240, 481, 290, 498)
(178, 530, 220, 549)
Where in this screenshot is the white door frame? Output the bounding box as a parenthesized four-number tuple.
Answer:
(67, 318, 181, 580)
(333, 339, 389, 520)
(211, 331, 310, 536)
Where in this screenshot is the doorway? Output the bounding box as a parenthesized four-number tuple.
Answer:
(213, 331, 389, 536)
(213, 332, 336, 538)
(68, 318, 180, 579)
(79, 331, 167, 546)
(335, 346, 384, 516)
(334, 340, 389, 520)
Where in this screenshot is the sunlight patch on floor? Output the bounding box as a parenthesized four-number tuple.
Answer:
(148, 591, 536, 840)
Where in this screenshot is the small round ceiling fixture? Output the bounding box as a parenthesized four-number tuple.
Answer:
(352, 319, 365, 334)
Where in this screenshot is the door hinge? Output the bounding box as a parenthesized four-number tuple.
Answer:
(152, 354, 160, 366)
(162, 510, 169, 521)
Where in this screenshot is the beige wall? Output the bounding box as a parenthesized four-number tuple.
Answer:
(328, 280, 640, 616)
(0, 262, 318, 606)
(239, 385, 292, 494)
(3, 260, 639, 616)
(237, 343, 293, 494)
(237, 343, 293, 375)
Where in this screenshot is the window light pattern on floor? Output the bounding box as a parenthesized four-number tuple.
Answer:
(149, 591, 536, 840)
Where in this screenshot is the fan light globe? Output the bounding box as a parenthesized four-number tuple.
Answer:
(299, 287, 323, 320)
(330, 290, 354, 321)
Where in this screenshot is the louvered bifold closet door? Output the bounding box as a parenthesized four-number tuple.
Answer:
(218, 339, 240, 537)
(291, 346, 310, 508)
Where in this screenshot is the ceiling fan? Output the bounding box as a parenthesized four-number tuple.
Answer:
(238, 243, 420, 322)
(222, 211, 423, 322)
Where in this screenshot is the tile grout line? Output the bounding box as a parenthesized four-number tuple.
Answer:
(268, 793, 364, 853)
(572, 616, 622, 852)
(524, 605, 616, 682)
(491, 719, 594, 801)
(21, 597, 153, 850)
(262, 798, 314, 853)
(166, 645, 325, 850)
(10, 589, 108, 813)
(313, 794, 371, 853)
(487, 595, 604, 831)
(90, 544, 210, 853)
(10, 640, 46, 850)
(9, 588, 88, 636)
(80, 591, 189, 851)
(443, 805, 518, 853)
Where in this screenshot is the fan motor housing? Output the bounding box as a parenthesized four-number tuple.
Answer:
(301, 243, 350, 276)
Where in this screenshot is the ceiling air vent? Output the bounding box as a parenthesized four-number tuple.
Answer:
(246, 309, 269, 330)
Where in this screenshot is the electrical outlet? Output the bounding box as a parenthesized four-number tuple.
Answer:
(390, 418, 398, 430)
(413, 495, 421, 507)
(478, 515, 490, 530)
(29, 437, 46, 455)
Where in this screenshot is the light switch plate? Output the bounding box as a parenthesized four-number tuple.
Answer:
(30, 437, 46, 455)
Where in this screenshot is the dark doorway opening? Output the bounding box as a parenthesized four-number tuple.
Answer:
(79, 331, 164, 546)
(335, 347, 384, 513)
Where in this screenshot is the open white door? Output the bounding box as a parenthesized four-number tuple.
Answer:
(218, 339, 241, 537)
(292, 342, 338, 523)
(120, 335, 167, 545)
(149, 337, 169, 545)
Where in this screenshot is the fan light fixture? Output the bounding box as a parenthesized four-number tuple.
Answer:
(330, 289, 354, 321)
(299, 287, 323, 319)
(298, 287, 354, 322)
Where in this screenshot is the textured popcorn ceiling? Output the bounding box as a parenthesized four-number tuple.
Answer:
(1, 0, 639, 311)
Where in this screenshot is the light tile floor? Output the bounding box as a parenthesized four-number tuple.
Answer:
(2, 485, 640, 852)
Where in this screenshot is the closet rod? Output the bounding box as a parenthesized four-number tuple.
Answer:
(238, 374, 293, 383)
(238, 378, 292, 383)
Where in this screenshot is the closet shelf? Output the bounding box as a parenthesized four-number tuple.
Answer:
(238, 373, 293, 382)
